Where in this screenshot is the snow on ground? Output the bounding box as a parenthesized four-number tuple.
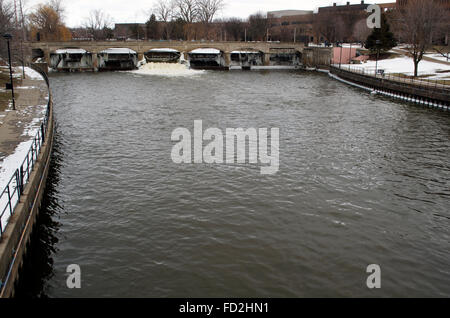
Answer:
(341, 56, 450, 80)
(0, 67, 46, 232)
(0, 139, 33, 232)
(22, 66, 44, 80)
(0, 103, 46, 232)
(130, 62, 204, 77)
(424, 53, 450, 63)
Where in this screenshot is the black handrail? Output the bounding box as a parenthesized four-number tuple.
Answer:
(0, 67, 51, 239)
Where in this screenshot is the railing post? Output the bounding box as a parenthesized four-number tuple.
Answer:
(41, 124, 45, 143)
(26, 153, 30, 179)
(6, 185, 12, 216)
(15, 169, 20, 200)
(19, 166, 24, 195)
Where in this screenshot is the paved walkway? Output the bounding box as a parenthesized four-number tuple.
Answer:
(0, 68, 49, 162)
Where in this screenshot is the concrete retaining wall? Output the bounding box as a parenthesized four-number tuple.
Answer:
(330, 66, 450, 106)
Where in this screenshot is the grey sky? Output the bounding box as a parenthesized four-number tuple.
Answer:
(23, 0, 394, 27)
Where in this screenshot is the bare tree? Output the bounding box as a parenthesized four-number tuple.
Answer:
(197, 0, 223, 23)
(352, 18, 371, 45)
(174, 0, 198, 23)
(247, 12, 267, 41)
(154, 0, 175, 39)
(154, 0, 174, 22)
(223, 17, 244, 41)
(313, 11, 345, 44)
(49, 0, 64, 18)
(0, 0, 14, 59)
(84, 9, 113, 40)
(0, 0, 13, 34)
(393, 0, 449, 77)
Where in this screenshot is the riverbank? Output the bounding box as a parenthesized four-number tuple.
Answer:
(322, 66, 450, 111)
(0, 65, 53, 298)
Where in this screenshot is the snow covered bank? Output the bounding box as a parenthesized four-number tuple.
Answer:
(341, 56, 450, 80)
(0, 67, 47, 233)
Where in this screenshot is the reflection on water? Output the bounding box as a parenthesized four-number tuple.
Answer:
(15, 70, 450, 297)
(15, 126, 63, 298)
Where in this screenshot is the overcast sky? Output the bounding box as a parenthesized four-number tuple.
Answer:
(23, 0, 394, 27)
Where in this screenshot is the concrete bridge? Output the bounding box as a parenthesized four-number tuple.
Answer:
(29, 40, 304, 60)
(27, 40, 332, 69)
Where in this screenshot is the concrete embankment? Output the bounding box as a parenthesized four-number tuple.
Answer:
(0, 65, 53, 298)
(329, 66, 450, 110)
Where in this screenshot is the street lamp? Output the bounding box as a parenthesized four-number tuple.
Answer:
(339, 42, 343, 68)
(375, 39, 381, 77)
(2, 33, 15, 111)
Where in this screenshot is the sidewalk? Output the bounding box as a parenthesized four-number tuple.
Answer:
(0, 67, 49, 190)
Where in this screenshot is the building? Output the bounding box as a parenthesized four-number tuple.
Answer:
(267, 10, 315, 43)
(318, 1, 370, 14)
(114, 23, 146, 40)
(268, 2, 377, 44)
(378, 2, 396, 12)
(397, 0, 450, 9)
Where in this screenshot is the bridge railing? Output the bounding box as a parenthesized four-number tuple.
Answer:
(0, 68, 51, 240)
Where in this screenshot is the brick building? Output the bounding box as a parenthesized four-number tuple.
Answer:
(267, 10, 315, 43)
(114, 23, 146, 40)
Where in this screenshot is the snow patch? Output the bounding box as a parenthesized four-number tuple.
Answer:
(100, 48, 137, 54)
(54, 48, 87, 54)
(190, 48, 221, 54)
(148, 48, 179, 53)
(340, 56, 450, 80)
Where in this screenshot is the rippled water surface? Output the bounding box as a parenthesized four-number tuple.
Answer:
(18, 70, 450, 297)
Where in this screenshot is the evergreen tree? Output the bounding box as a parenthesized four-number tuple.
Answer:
(365, 14, 397, 53)
(146, 14, 159, 40)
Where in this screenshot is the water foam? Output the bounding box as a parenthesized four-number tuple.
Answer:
(131, 62, 204, 77)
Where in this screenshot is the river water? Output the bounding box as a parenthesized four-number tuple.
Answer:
(16, 68, 450, 297)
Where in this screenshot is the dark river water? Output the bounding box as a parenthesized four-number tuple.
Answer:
(16, 70, 450, 297)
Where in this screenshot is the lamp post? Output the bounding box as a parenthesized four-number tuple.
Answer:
(339, 42, 343, 68)
(375, 39, 381, 77)
(3, 33, 15, 111)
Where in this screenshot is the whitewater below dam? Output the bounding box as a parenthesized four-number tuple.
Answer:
(16, 69, 450, 297)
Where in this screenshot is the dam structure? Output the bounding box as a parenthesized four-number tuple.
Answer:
(29, 41, 332, 71)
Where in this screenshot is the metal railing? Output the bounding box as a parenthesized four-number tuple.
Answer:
(0, 69, 51, 239)
(331, 64, 450, 91)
